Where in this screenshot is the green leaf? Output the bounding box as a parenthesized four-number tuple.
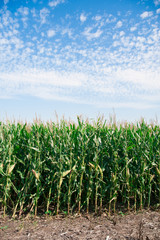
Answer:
(0, 226, 8, 230)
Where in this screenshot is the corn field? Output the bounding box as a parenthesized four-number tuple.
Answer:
(0, 117, 160, 217)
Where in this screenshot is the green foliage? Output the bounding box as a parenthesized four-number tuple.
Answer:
(0, 118, 159, 217)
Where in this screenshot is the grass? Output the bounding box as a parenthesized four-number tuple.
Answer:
(0, 117, 159, 217)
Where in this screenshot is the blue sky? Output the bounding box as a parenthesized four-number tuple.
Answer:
(0, 0, 160, 123)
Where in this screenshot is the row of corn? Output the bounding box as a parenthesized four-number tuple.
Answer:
(0, 118, 159, 217)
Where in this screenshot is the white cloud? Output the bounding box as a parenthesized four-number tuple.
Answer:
(0, 70, 82, 87)
(61, 28, 72, 38)
(48, 0, 65, 7)
(156, 8, 160, 14)
(140, 11, 153, 19)
(112, 41, 120, 47)
(21, 17, 28, 28)
(17, 7, 29, 16)
(83, 27, 103, 40)
(1, 10, 12, 26)
(106, 16, 116, 24)
(40, 8, 50, 24)
(31, 8, 37, 17)
(0, 69, 86, 102)
(154, 0, 160, 6)
(130, 26, 137, 32)
(4, 0, 9, 4)
(80, 13, 87, 23)
(115, 68, 160, 90)
(47, 29, 56, 37)
(0, 6, 160, 111)
(32, 88, 78, 102)
(120, 31, 125, 36)
(115, 20, 122, 28)
(94, 15, 102, 21)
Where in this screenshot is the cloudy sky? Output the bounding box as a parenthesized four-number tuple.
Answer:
(0, 0, 160, 123)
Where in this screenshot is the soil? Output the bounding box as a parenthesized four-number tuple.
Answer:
(0, 210, 160, 240)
